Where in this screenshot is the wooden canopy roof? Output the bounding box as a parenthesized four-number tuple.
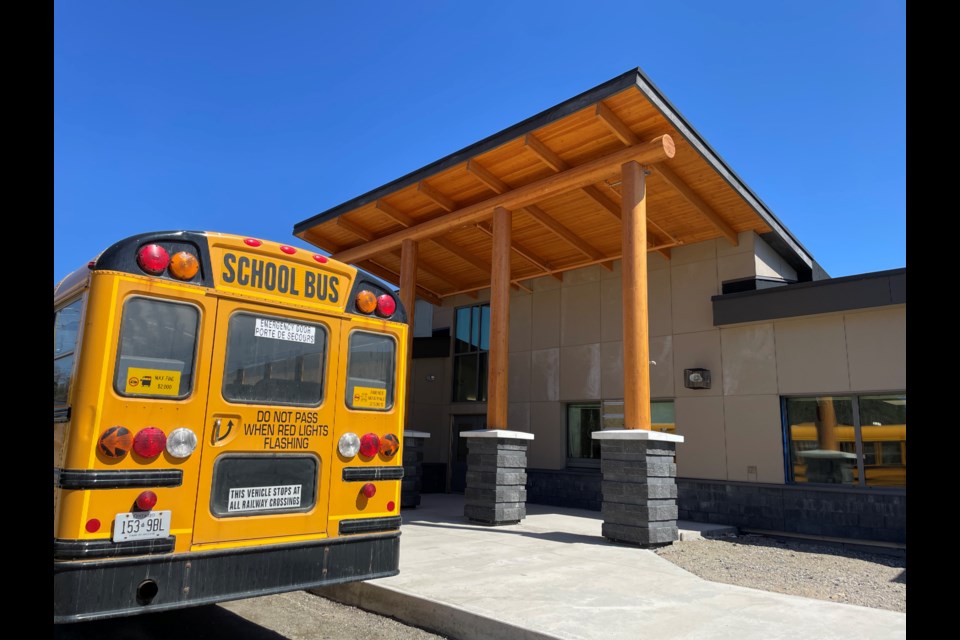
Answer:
(293, 68, 819, 305)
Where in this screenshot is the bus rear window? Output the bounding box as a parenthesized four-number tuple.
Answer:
(345, 331, 396, 411)
(114, 297, 199, 399)
(222, 313, 327, 407)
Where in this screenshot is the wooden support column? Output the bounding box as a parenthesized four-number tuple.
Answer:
(399, 239, 418, 421)
(621, 161, 652, 430)
(487, 206, 511, 430)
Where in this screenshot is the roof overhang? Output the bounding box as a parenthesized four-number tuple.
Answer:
(294, 68, 821, 305)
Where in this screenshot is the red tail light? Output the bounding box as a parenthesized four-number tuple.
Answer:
(361, 483, 377, 498)
(137, 244, 170, 275)
(135, 491, 158, 511)
(376, 294, 396, 317)
(133, 427, 167, 458)
(359, 433, 380, 457)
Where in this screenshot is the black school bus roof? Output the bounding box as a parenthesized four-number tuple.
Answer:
(56, 230, 407, 322)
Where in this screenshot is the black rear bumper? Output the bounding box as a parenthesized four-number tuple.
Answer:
(54, 532, 399, 624)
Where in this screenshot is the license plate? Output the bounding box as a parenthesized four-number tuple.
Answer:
(113, 511, 172, 542)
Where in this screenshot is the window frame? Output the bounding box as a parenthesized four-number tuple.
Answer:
(451, 302, 490, 403)
(780, 392, 906, 489)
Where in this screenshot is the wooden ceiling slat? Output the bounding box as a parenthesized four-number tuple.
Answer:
(652, 164, 739, 246)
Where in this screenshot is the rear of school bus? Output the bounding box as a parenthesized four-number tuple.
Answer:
(53, 231, 407, 623)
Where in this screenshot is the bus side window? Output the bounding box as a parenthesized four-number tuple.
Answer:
(114, 297, 200, 399)
(54, 298, 84, 406)
(345, 332, 396, 411)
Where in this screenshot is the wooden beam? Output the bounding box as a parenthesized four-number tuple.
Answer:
(524, 133, 569, 171)
(475, 220, 562, 281)
(336, 217, 375, 242)
(300, 229, 342, 254)
(358, 259, 442, 306)
(375, 199, 416, 227)
(399, 239, 417, 418)
(430, 236, 491, 274)
(651, 164, 739, 246)
(523, 204, 612, 270)
(487, 206, 511, 430)
(595, 102, 640, 146)
(466, 159, 510, 193)
(582, 185, 621, 220)
(332, 135, 676, 264)
(418, 181, 456, 212)
(621, 161, 652, 431)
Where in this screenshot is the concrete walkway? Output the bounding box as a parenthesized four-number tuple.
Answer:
(313, 494, 906, 640)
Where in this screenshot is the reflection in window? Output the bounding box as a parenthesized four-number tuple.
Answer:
(54, 298, 84, 406)
(223, 313, 326, 407)
(345, 332, 396, 411)
(784, 394, 905, 488)
(114, 297, 199, 399)
(567, 400, 675, 468)
(453, 304, 489, 402)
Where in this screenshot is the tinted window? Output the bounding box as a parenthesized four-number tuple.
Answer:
(345, 331, 396, 411)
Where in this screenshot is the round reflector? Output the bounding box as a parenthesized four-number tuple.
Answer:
(379, 434, 400, 458)
(376, 294, 397, 317)
(387, 501, 396, 512)
(98, 426, 133, 458)
(244, 238, 262, 247)
(355, 290, 377, 314)
(361, 483, 377, 498)
(165, 427, 198, 458)
(359, 433, 380, 458)
(135, 491, 158, 511)
(85, 519, 101, 533)
(136, 244, 170, 275)
(338, 432, 361, 458)
(133, 427, 167, 458)
(169, 251, 200, 280)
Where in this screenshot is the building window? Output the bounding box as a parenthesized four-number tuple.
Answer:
(783, 394, 906, 488)
(452, 303, 489, 402)
(567, 400, 676, 468)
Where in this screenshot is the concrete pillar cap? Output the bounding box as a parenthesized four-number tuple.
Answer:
(459, 429, 534, 440)
(403, 430, 432, 438)
(592, 429, 684, 443)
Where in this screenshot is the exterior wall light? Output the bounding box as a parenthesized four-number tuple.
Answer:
(684, 368, 711, 390)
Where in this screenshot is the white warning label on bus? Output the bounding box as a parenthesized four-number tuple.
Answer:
(254, 318, 316, 344)
(227, 484, 302, 512)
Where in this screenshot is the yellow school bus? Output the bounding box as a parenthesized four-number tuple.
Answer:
(53, 231, 408, 623)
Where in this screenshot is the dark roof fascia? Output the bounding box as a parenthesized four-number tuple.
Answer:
(629, 67, 821, 280)
(712, 268, 906, 326)
(293, 69, 642, 235)
(294, 67, 822, 281)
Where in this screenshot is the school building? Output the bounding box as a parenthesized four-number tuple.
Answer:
(293, 68, 906, 546)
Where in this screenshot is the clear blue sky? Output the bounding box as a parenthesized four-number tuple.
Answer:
(54, 1, 905, 285)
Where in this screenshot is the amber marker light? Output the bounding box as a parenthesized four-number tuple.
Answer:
(169, 251, 200, 280)
(98, 426, 133, 458)
(356, 290, 377, 314)
(379, 434, 400, 458)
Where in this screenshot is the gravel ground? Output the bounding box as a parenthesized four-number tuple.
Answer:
(654, 533, 906, 613)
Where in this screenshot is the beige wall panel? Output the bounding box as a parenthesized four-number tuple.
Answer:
(508, 350, 532, 403)
(561, 283, 602, 346)
(563, 264, 603, 285)
(509, 292, 533, 353)
(650, 335, 675, 398)
(529, 273, 563, 292)
(717, 252, 758, 289)
(670, 260, 719, 334)
(722, 395, 785, 484)
(648, 252, 670, 271)
(409, 403, 448, 463)
(774, 315, 850, 394)
(720, 323, 779, 396)
(845, 306, 907, 391)
(600, 340, 624, 399)
(433, 305, 454, 331)
(600, 277, 623, 343)
(531, 288, 562, 349)
(673, 330, 723, 398)
(530, 348, 561, 402)
(648, 268, 673, 338)
(508, 401, 531, 431)
(716, 230, 756, 257)
(560, 343, 602, 401)
(529, 401, 564, 469)
(755, 234, 798, 281)
(674, 396, 727, 480)
(411, 359, 447, 405)
(601, 259, 622, 279)
(671, 238, 717, 265)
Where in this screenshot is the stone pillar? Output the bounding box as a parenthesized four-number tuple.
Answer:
(461, 430, 534, 525)
(401, 430, 430, 509)
(593, 429, 684, 547)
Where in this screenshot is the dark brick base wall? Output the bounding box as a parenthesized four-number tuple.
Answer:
(526, 469, 906, 544)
